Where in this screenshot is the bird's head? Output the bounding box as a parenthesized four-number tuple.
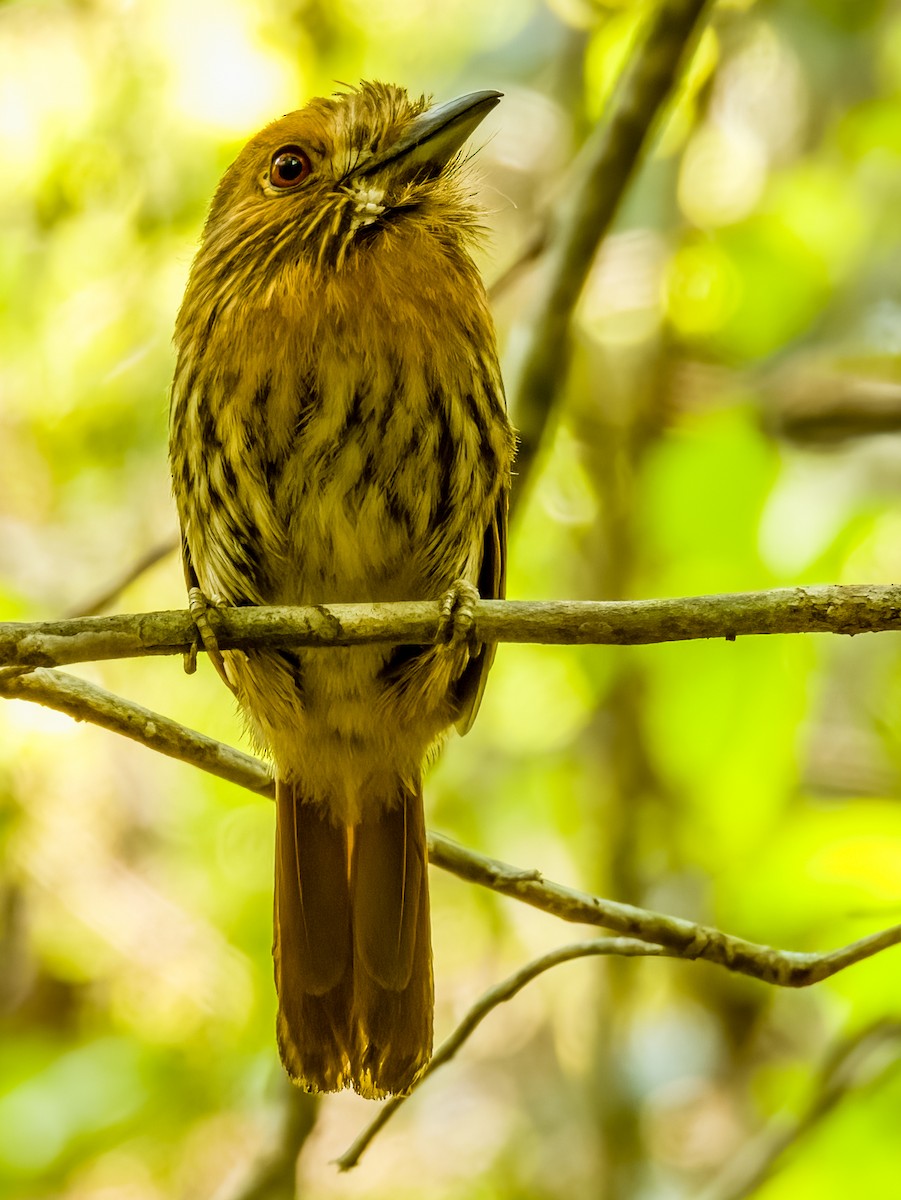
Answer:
(192, 81, 501, 302)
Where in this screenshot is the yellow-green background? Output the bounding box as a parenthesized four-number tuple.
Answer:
(2, 0, 901, 1196)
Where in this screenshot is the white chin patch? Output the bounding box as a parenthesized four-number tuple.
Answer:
(348, 184, 387, 231)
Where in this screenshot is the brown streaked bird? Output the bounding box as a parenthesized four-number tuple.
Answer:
(169, 81, 514, 1098)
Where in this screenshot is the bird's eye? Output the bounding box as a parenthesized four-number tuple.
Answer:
(270, 147, 311, 189)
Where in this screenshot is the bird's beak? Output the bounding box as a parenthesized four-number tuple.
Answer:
(351, 90, 502, 180)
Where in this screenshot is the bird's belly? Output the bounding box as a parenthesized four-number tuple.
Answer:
(230, 635, 460, 822)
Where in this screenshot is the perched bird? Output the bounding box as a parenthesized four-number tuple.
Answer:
(169, 82, 514, 1098)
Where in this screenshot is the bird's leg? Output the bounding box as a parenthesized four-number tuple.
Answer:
(185, 586, 239, 696)
(437, 579, 481, 653)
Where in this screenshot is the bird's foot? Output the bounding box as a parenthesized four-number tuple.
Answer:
(437, 579, 481, 653)
(185, 587, 238, 694)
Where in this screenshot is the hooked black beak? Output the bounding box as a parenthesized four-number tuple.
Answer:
(351, 90, 502, 180)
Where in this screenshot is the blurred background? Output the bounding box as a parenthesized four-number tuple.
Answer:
(3, 0, 901, 1196)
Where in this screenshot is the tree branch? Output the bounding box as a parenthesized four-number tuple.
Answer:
(427, 835, 901, 987)
(3, 584, 901, 670)
(335, 937, 672, 1171)
(0, 666, 273, 796)
(2, 667, 898, 993)
(508, 0, 714, 504)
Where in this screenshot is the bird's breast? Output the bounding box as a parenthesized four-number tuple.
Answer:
(268, 353, 503, 604)
(172, 240, 510, 607)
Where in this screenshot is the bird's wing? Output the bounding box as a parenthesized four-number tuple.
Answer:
(453, 485, 508, 735)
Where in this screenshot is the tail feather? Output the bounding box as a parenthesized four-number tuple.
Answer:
(353, 793, 425, 989)
(273, 778, 433, 1098)
(351, 786, 433, 1095)
(279, 787, 351, 994)
(274, 782, 354, 1090)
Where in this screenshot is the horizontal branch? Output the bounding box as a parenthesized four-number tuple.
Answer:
(2, 667, 898, 991)
(3, 584, 901, 669)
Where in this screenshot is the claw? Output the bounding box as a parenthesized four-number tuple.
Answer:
(183, 636, 199, 676)
(437, 579, 481, 652)
(186, 586, 238, 695)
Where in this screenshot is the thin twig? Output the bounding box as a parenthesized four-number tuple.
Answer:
(488, 223, 548, 300)
(2, 668, 898, 992)
(335, 937, 670, 1171)
(65, 536, 179, 617)
(508, 0, 714, 504)
(3, 584, 901, 669)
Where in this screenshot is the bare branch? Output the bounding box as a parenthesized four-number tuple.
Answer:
(3, 667, 899, 993)
(3, 584, 901, 670)
(5, 675, 900, 1176)
(0, 667, 273, 797)
(427, 834, 901, 987)
(229, 1082, 318, 1200)
(336, 937, 670, 1171)
(762, 356, 901, 446)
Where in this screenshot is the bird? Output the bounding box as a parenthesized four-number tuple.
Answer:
(169, 81, 515, 1099)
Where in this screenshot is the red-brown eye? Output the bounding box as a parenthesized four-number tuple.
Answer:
(270, 146, 311, 188)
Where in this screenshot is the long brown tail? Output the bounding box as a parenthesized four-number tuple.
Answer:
(273, 779, 433, 1098)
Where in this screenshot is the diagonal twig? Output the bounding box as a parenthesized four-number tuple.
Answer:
(335, 937, 672, 1171)
(0, 666, 273, 796)
(426, 834, 901, 987)
(1, 668, 898, 992)
(65, 537, 179, 618)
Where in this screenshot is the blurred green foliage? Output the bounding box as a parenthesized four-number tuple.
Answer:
(3, 0, 901, 1197)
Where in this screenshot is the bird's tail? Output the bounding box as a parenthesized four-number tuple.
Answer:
(273, 778, 433, 1098)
